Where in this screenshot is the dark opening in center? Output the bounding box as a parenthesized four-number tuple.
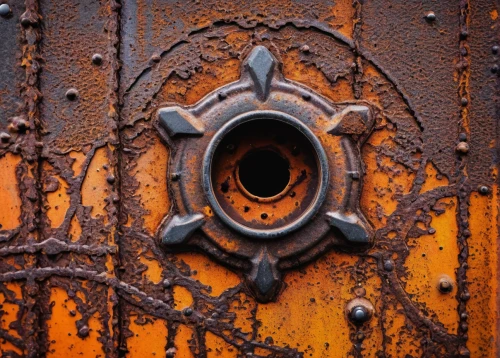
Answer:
(238, 149, 290, 198)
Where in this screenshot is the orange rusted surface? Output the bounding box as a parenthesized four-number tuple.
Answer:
(0, 0, 498, 356)
(0, 153, 22, 231)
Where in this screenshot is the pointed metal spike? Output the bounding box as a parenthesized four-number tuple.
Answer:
(245, 46, 276, 101)
(161, 213, 205, 245)
(158, 106, 204, 136)
(328, 105, 371, 136)
(326, 211, 373, 243)
(246, 249, 281, 302)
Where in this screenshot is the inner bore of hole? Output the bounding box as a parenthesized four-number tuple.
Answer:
(238, 149, 290, 198)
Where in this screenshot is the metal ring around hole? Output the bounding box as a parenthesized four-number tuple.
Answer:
(202, 110, 330, 239)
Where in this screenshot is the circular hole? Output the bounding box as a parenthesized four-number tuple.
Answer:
(238, 149, 290, 198)
(204, 112, 329, 237)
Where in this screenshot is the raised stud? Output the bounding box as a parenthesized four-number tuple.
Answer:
(346, 297, 374, 325)
(456, 142, 469, 154)
(160, 213, 205, 245)
(478, 185, 489, 195)
(0, 4, 11, 17)
(158, 107, 204, 136)
(326, 211, 373, 243)
(425, 12, 436, 21)
(245, 46, 276, 101)
(0, 132, 11, 142)
(66, 88, 79, 101)
(92, 53, 103, 65)
(350, 306, 370, 324)
(438, 277, 453, 293)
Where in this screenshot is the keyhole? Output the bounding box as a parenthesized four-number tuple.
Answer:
(238, 149, 290, 198)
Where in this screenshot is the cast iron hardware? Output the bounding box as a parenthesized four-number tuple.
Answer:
(155, 46, 376, 302)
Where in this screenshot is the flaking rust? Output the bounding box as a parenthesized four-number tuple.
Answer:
(0, 0, 497, 357)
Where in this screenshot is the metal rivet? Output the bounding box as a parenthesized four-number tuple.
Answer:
(383, 259, 394, 271)
(459, 346, 471, 357)
(350, 306, 370, 324)
(492, 45, 499, 55)
(78, 325, 89, 337)
(460, 31, 468, 40)
(458, 132, 467, 142)
(151, 54, 161, 63)
(162, 279, 171, 288)
(0, 132, 11, 142)
(428, 228, 436, 234)
(460, 98, 468, 106)
(438, 278, 453, 293)
(0, 4, 11, 17)
(461, 291, 471, 301)
(170, 172, 180, 181)
(106, 174, 115, 184)
(460, 312, 468, 320)
(92, 53, 103, 65)
(463, 229, 471, 237)
(183, 307, 193, 316)
(300, 44, 310, 53)
(425, 12, 436, 21)
(302, 93, 311, 101)
(218, 92, 227, 100)
(478, 185, 489, 195)
(261, 213, 268, 220)
(66, 88, 79, 101)
(455, 142, 469, 154)
(491, 65, 499, 74)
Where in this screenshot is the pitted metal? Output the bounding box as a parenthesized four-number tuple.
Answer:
(155, 46, 377, 302)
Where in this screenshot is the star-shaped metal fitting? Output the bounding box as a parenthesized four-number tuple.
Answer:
(155, 46, 376, 302)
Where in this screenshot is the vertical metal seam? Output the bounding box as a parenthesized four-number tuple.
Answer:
(19, 0, 43, 356)
(456, 0, 472, 356)
(108, 0, 123, 356)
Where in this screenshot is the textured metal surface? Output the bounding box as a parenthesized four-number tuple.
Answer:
(155, 46, 375, 302)
(0, 0, 498, 357)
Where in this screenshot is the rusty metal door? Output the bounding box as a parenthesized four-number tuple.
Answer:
(0, 0, 499, 357)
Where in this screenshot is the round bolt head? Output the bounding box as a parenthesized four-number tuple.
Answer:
(460, 98, 468, 106)
(383, 259, 394, 271)
(478, 185, 489, 195)
(350, 306, 370, 324)
(0, 4, 11, 17)
(78, 325, 90, 337)
(0, 132, 11, 142)
(438, 278, 453, 293)
(461, 291, 471, 301)
(491, 65, 499, 74)
(92, 53, 103, 65)
(458, 132, 467, 142)
(66, 88, 79, 101)
(492, 45, 499, 54)
(455, 142, 469, 154)
(162, 279, 171, 288)
(183, 307, 193, 316)
(425, 12, 436, 21)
